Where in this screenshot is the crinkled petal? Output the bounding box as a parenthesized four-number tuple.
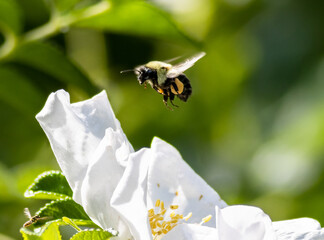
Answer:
(111, 148, 153, 240)
(216, 205, 276, 240)
(273, 218, 324, 240)
(80, 128, 133, 239)
(147, 137, 227, 227)
(36, 90, 134, 239)
(36, 90, 125, 198)
(162, 224, 218, 240)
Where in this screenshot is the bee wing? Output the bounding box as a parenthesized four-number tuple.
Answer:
(24, 208, 32, 219)
(37, 216, 52, 221)
(163, 55, 182, 63)
(166, 52, 206, 78)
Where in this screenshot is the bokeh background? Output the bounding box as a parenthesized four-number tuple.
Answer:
(1, 0, 324, 238)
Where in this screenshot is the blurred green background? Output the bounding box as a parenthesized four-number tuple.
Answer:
(1, 0, 324, 238)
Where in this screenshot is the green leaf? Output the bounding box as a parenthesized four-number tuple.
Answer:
(24, 171, 73, 200)
(0, 0, 22, 34)
(0, 65, 44, 115)
(10, 42, 97, 95)
(62, 217, 82, 231)
(70, 229, 113, 240)
(36, 198, 91, 222)
(76, 2, 197, 44)
(20, 220, 62, 240)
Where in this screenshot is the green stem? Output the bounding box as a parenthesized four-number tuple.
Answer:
(0, 1, 111, 60)
(0, 23, 18, 59)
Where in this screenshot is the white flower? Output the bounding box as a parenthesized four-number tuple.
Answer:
(36, 90, 324, 240)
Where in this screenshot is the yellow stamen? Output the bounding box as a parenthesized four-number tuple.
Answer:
(148, 209, 155, 216)
(184, 212, 192, 221)
(201, 215, 212, 224)
(160, 201, 165, 210)
(160, 209, 167, 215)
(148, 196, 212, 239)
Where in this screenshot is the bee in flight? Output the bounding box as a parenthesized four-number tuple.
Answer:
(121, 52, 206, 109)
(23, 208, 50, 228)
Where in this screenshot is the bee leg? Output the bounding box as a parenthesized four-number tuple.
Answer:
(169, 93, 179, 108)
(163, 94, 173, 111)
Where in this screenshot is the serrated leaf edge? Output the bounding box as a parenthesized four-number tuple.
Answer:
(36, 197, 75, 216)
(24, 170, 72, 199)
(20, 219, 63, 237)
(70, 229, 113, 240)
(24, 190, 71, 199)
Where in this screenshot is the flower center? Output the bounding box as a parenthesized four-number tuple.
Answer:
(148, 199, 211, 239)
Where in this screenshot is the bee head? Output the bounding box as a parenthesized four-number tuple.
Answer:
(135, 67, 157, 85)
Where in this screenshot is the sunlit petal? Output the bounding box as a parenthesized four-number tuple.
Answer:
(147, 137, 227, 227)
(163, 224, 218, 240)
(273, 218, 324, 240)
(36, 90, 125, 197)
(80, 128, 133, 233)
(111, 148, 153, 240)
(36, 90, 134, 239)
(216, 205, 275, 240)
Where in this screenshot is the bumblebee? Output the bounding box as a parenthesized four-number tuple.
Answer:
(122, 52, 205, 109)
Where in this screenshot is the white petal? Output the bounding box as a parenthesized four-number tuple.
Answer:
(36, 90, 134, 239)
(273, 218, 324, 240)
(162, 224, 218, 240)
(80, 128, 133, 239)
(147, 137, 227, 227)
(111, 148, 153, 240)
(36, 90, 126, 198)
(216, 205, 276, 240)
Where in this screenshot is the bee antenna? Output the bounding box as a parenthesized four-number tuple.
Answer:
(120, 69, 134, 74)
